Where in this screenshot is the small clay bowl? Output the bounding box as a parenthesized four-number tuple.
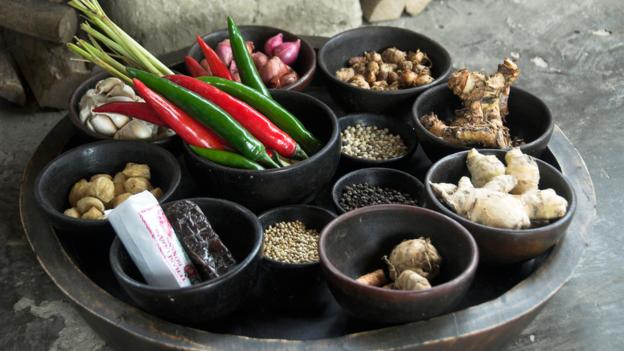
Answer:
(34, 140, 181, 264)
(424, 149, 577, 264)
(109, 197, 263, 325)
(338, 113, 418, 172)
(183, 90, 340, 212)
(68, 71, 178, 149)
(412, 84, 554, 162)
(189, 25, 316, 91)
(332, 167, 426, 214)
(34, 140, 181, 234)
(319, 204, 478, 324)
(257, 205, 337, 311)
(317, 26, 452, 113)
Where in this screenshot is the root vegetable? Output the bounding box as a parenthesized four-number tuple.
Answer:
(124, 177, 152, 194)
(68, 179, 90, 206)
(336, 67, 355, 82)
(431, 176, 531, 229)
(111, 192, 132, 208)
(466, 148, 505, 187)
(385, 237, 441, 281)
(76, 196, 105, 214)
(90, 173, 112, 182)
(81, 206, 104, 220)
(86, 176, 115, 203)
(122, 162, 150, 179)
(394, 270, 431, 291)
(150, 187, 163, 199)
(420, 58, 520, 148)
(381, 47, 406, 64)
(505, 148, 539, 194)
(356, 269, 388, 287)
(64, 208, 80, 218)
(349, 75, 370, 89)
(519, 189, 568, 220)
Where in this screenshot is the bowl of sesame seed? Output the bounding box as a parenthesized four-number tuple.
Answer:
(257, 205, 337, 311)
(338, 113, 418, 172)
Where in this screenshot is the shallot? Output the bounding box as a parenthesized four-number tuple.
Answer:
(216, 39, 233, 66)
(273, 39, 301, 65)
(264, 32, 283, 56)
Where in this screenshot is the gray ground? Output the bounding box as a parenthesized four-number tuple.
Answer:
(1, 0, 622, 349)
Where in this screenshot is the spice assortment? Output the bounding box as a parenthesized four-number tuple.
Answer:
(339, 183, 418, 211)
(28, 0, 575, 337)
(263, 221, 319, 264)
(430, 149, 568, 229)
(336, 47, 433, 91)
(341, 124, 407, 160)
(357, 237, 441, 291)
(64, 162, 162, 220)
(420, 58, 521, 148)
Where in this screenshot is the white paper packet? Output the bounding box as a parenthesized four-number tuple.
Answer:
(107, 191, 197, 288)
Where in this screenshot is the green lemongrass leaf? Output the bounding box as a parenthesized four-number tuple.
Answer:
(78, 39, 127, 75)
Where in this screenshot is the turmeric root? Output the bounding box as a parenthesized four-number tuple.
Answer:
(518, 189, 568, 221)
(385, 238, 441, 280)
(356, 269, 388, 287)
(394, 270, 431, 291)
(420, 58, 520, 148)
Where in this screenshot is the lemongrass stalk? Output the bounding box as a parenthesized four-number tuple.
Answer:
(78, 39, 127, 75)
(68, 43, 132, 84)
(81, 22, 130, 60)
(110, 21, 173, 75)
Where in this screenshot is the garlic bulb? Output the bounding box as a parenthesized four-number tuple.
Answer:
(79, 77, 172, 140)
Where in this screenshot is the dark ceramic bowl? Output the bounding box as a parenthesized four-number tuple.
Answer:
(424, 149, 576, 264)
(319, 204, 478, 324)
(257, 205, 337, 311)
(109, 197, 263, 325)
(183, 90, 340, 212)
(68, 71, 177, 148)
(338, 113, 418, 172)
(34, 140, 181, 235)
(412, 84, 554, 162)
(332, 167, 426, 214)
(189, 25, 316, 91)
(317, 26, 452, 113)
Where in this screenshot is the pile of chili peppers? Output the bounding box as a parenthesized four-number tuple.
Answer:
(94, 17, 321, 170)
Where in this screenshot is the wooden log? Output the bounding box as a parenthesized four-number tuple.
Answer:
(5, 31, 91, 109)
(0, 0, 78, 44)
(405, 0, 432, 16)
(361, 0, 407, 22)
(0, 48, 26, 105)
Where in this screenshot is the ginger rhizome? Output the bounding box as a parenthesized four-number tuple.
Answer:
(431, 149, 568, 229)
(420, 58, 520, 148)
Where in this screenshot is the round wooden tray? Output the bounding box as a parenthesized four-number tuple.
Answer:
(19, 39, 596, 350)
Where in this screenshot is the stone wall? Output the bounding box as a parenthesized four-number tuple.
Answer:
(103, 0, 363, 55)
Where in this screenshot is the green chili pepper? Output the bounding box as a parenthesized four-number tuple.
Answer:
(127, 68, 278, 168)
(198, 76, 323, 154)
(190, 145, 265, 171)
(227, 16, 271, 97)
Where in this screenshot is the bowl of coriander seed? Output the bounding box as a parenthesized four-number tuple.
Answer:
(256, 205, 337, 311)
(339, 113, 418, 172)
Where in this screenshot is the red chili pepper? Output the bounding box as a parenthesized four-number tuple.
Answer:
(131, 79, 228, 149)
(199, 59, 212, 74)
(196, 35, 233, 80)
(166, 74, 305, 158)
(184, 55, 210, 77)
(94, 102, 166, 127)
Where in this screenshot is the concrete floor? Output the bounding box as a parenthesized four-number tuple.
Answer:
(1, 0, 622, 349)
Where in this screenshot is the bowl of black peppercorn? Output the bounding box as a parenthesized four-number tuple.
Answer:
(332, 167, 426, 214)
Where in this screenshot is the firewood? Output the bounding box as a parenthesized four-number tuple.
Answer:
(0, 0, 78, 44)
(0, 47, 26, 105)
(5, 31, 91, 109)
(360, 0, 407, 22)
(405, 0, 432, 16)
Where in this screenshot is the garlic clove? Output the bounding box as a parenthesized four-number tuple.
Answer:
(86, 118, 96, 132)
(107, 96, 136, 103)
(89, 115, 118, 136)
(103, 113, 131, 129)
(107, 84, 137, 99)
(80, 106, 92, 123)
(114, 119, 155, 140)
(95, 77, 124, 95)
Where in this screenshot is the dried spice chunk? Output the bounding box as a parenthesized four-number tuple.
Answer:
(163, 200, 236, 280)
